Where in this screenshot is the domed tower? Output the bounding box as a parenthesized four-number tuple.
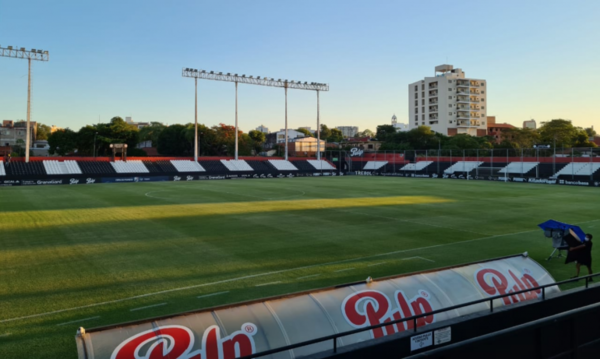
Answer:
(391, 114, 397, 126)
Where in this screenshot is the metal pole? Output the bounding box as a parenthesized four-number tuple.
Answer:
(505, 149, 508, 182)
(521, 148, 524, 176)
(438, 139, 441, 174)
(235, 81, 239, 160)
(553, 136, 556, 176)
(285, 85, 288, 161)
(194, 77, 198, 162)
(93, 132, 97, 158)
(316, 90, 321, 160)
(26, 57, 32, 163)
(572, 147, 574, 180)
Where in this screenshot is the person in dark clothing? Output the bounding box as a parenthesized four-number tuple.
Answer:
(567, 233, 593, 279)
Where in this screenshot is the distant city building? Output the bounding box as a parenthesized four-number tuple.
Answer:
(523, 119, 536, 129)
(336, 126, 358, 138)
(255, 125, 269, 133)
(275, 129, 305, 143)
(288, 137, 326, 156)
(0, 120, 37, 147)
(409, 64, 487, 136)
(487, 116, 515, 143)
(125, 117, 149, 129)
(391, 114, 408, 132)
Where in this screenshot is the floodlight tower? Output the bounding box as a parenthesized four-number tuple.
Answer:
(0, 45, 49, 163)
(182, 68, 329, 161)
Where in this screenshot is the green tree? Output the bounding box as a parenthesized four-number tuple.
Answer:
(157, 124, 190, 156)
(48, 128, 78, 155)
(327, 128, 344, 143)
(406, 126, 438, 150)
(249, 130, 266, 144)
(538, 119, 578, 148)
(584, 127, 597, 138)
(499, 128, 541, 149)
(36, 123, 52, 140)
(376, 125, 396, 141)
(139, 122, 167, 145)
(296, 128, 314, 138)
(356, 129, 374, 138)
(320, 124, 331, 141)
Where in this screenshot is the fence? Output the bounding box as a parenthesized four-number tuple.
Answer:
(341, 147, 600, 182)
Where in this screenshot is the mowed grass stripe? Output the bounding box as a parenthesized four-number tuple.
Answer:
(0, 196, 452, 230)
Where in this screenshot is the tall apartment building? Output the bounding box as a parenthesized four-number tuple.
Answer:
(336, 126, 358, 138)
(408, 65, 487, 136)
(523, 119, 536, 129)
(255, 125, 269, 134)
(0, 120, 37, 147)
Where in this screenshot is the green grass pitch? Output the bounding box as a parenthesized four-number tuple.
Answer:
(0, 177, 598, 358)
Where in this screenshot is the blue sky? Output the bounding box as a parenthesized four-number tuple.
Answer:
(1, 0, 598, 133)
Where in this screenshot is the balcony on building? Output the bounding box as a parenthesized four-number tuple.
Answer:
(429, 114, 439, 120)
(457, 80, 470, 87)
(428, 90, 438, 97)
(429, 99, 438, 104)
(429, 106, 438, 112)
(429, 121, 439, 125)
(470, 88, 480, 94)
(470, 96, 479, 102)
(470, 81, 480, 86)
(428, 82, 438, 89)
(457, 96, 470, 103)
(457, 120, 481, 127)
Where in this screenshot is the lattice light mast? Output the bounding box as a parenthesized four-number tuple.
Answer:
(182, 68, 329, 161)
(0, 45, 49, 163)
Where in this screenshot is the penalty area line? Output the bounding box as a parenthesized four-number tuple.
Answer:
(197, 291, 229, 299)
(2, 219, 597, 325)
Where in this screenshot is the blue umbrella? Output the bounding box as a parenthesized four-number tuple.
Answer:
(538, 219, 586, 243)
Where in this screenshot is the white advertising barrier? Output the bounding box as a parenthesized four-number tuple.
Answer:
(76, 255, 557, 359)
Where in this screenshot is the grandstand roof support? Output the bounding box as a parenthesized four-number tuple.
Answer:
(182, 68, 329, 161)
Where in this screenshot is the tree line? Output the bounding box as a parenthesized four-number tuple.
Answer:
(372, 119, 596, 151)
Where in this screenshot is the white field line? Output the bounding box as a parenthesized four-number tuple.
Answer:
(197, 291, 229, 299)
(334, 268, 355, 273)
(367, 262, 387, 267)
(56, 316, 100, 326)
(0, 333, 11, 338)
(2, 218, 598, 324)
(297, 274, 321, 280)
(401, 256, 436, 263)
(255, 281, 281, 287)
(130, 303, 167, 312)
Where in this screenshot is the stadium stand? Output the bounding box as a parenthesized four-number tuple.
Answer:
(362, 161, 388, 170)
(553, 162, 600, 177)
(199, 160, 230, 173)
(268, 160, 298, 171)
(498, 162, 540, 174)
(292, 160, 318, 172)
(307, 159, 336, 170)
(400, 161, 433, 171)
(3, 161, 46, 176)
(43, 160, 82, 175)
(246, 160, 271, 172)
(142, 161, 162, 173)
(0, 161, 5, 176)
(78, 161, 117, 174)
(444, 161, 483, 173)
(170, 160, 206, 172)
(153, 160, 177, 173)
(220, 159, 254, 171)
(110, 160, 149, 173)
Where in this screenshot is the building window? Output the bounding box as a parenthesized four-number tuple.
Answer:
(415, 115, 418, 121)
(482, 121, 486, 125)
(422, 114, 425, 120)
(448, 80, 452, 83)
(449, 96, 452, 100)
(481, 91, 485, 94)
(481, 83, 485, 86)
(481, 114, 485, 117)
(449, 112, 452, 115)
(449, 120, 453, 124)
(416, 108, 418, 113)
(422, 92, 425, 97)
(481, 106, 485, 109)
(415, 85, 418, 91)
(415, 93, 418, 99)
(422, 107, 425, 113)
(415, 100, 418, 106)
(448, 104, 452, 108)
(422, 84, 425, 90)
(422, 99, 425, 105)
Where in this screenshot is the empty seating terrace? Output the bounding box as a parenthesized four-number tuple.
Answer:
(307, 160, 336, 171)
(553, 163, 600, 177)
(220, 160, 254, 171)
(400, 161, 433, 171)
(43, 160, 82, 175)
(499, 162, 540, 174)
(268, 160, 298, 171)
(170, 160, 205, 172)
(78, 161, 116, 174)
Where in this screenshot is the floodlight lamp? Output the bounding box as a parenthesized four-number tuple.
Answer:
(227, 73, 231, 75)
(257, 76, 260, 79)
(219, 72, 223, 75)
(210, 71, 214, 74)
(32, 49, 36, 52)
(20, 47, 25, 51)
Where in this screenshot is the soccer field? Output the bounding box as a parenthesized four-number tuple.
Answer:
(0, 177, 598, 358)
